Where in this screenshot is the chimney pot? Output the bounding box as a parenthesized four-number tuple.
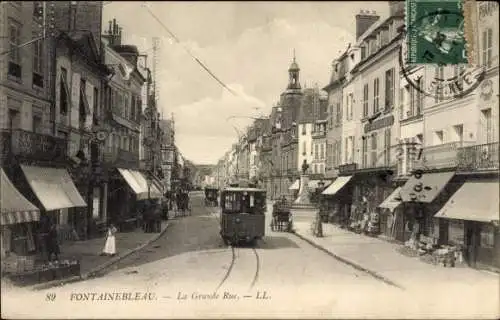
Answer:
(108, 21, 112, 34)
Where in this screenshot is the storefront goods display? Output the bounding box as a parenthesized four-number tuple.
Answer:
(6, 259, 80, 286)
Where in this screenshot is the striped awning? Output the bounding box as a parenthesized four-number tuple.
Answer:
(1, 168, 40, 225)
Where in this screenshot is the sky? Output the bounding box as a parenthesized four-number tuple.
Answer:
(102, 1, 390, 165)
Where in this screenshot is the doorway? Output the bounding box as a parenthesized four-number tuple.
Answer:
(465, 221, 479, 267)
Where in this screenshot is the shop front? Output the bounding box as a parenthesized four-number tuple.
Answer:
(19, 164, 88, 253)
(2, 166, 85, 285)
(434, 178, 500, 271)
(108, 168, 162, 231)
(399, 171, 456, 242)
(1, 168, 40, 271)
(321, 175, 353, 227)
(377, 186, 405, 241)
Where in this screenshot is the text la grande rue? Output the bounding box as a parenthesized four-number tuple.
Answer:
(177, 291, 270, 300)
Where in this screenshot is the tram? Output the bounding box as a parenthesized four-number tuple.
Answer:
(219, 181, 266, 245)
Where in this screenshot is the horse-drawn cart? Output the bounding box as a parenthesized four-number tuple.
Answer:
(270, 198, 292, 232)
(204, 187, 218, 207)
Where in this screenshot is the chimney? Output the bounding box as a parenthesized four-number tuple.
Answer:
(355, 9, 379, 40)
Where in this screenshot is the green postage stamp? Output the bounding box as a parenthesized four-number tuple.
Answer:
(406, 0, 468, 65)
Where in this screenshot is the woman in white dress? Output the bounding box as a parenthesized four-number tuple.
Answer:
(102, 224, 117, 256)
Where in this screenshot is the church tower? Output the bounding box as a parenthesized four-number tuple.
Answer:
(287, 50, 301, 90)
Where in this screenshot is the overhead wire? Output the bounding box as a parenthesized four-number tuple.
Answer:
(141, 2, 236, 96)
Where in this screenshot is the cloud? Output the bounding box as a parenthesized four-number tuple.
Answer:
(103, 2, 390, 164)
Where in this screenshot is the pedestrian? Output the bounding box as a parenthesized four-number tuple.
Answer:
(101, 224, 117, 256)
(46, 224, 60, 261)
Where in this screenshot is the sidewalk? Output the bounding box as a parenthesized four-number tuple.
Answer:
(6, 220, 171, 291)
(293, 221, 499, 291)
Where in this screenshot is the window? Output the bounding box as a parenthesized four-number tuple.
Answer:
(124, 93, 130, 119)
(32, 114, 42, 133)
(363, 84, 369, 117)
(79, 79, 88, 127)
(8, 19, 22, 78)
(373, 78, 380, 113)
(453, 124, 464, 144)
(480, 108, 493, 143)
(384, 129, 391, 166)
(399, 87, 405, 119)
(385, 68, 394, 110)
(362, 137, 368, 168)
(371, 133, 378, 167)
(8, 109, 21, 130)
(302, 125, 306, 135)
(350, 136, 355, 163)
(415, 77, 423, 115)
(131, 96, 136, 122)
(314, 164, 318, 174)
(435, 67, 444, 102)
(93, 87, 99, 124)
(314, 144, 319, 160)
(302, 141, 306, 155)
(320, 144, 325, 160)
(336, 102, 341, 124)
(32, 40, 44, 87)
(482, 28, 493, 68)
(344, 137, 348, 163)
(361, 45, 366, 60)
(60, 68, 69, 115)
(348, 93, 353, 120)
(434, 130, 444, 145)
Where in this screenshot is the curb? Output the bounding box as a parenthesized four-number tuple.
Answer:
(292, 230, 405, 290)
(31, 223, 170, 291)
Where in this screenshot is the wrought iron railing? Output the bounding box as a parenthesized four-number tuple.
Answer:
(415, 141, 475, 169)
(456, 142, 499, 172)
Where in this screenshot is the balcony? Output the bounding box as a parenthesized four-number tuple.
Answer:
(457, 142, 499, 172)
(9, 129, 67, 162)
(415, 141, 474, 170)
(104, 148, 139, 169)
(312, 130, 326, 138)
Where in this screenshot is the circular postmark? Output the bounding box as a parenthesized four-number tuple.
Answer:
(400, 9, 486, 100)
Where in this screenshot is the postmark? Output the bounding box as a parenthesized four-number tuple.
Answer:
(400, 4, 486, 100)
(406, 0, 468, 65)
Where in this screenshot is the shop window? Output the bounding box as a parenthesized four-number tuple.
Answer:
(480, 224, 495, 248)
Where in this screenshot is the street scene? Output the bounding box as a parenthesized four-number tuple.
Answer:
(1, 1, 499, 319)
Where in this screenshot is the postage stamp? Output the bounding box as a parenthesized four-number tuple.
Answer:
(406, 0, 468, 65)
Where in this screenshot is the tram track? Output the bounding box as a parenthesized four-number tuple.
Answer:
(210, 209, 261, 292)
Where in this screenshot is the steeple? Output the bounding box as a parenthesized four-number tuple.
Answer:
(287, 49, 301, 90)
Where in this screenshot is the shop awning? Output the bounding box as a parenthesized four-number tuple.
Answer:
(435, 181, 499, 222)
(289, 179, 300, 190)
(400, 171, 454, 203)
(117, 168, 162, 200)
(21, 165, 87, 211)
(308, 180, 332, 189)
(1, 168, 40, 225)
(322, 175, 352, 195)
(378, 187, 403, 211)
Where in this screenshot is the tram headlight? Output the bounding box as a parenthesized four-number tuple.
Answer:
(235, 218, 241, 224)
